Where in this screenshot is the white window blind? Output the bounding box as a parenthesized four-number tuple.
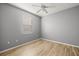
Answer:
(22, 14, 32, 34)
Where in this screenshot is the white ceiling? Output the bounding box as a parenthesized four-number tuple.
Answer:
(10, 3, 79, 17)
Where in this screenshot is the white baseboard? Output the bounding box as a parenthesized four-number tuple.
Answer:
(0, 39, 41, 54)
(0, 38, 79, 54)
(41, 38, 79, 48)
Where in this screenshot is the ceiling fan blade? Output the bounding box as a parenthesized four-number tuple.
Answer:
(46, 6, 55, 8)
(32, 5, 40, 7)
(43, 8, 48, 13)
(36, 9, 41, 13)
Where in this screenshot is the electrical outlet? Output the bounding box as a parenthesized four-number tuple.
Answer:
(16, 40, 18, 42)
(8, 41, 10, 44)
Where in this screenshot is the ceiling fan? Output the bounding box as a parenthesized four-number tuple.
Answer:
(32, 4, 55, 13)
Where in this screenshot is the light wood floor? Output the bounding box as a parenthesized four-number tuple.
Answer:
(0, 39, 79, 56)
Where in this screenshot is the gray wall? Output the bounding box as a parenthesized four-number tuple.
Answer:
(42, 6, 79, 46)
(0, 4, 41, 51)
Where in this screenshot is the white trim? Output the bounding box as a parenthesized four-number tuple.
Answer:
(41, 38, 79, 48)
(0, 39, 40, 54)
(0, 38, 79, 54)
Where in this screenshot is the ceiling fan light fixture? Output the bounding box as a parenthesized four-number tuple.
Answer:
(32, 4, 55, 13)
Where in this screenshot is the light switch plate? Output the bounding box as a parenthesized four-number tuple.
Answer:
(8, 41, 10, 44)
(16, 40, 18, 42)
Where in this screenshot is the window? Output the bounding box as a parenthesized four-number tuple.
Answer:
(22, 14, 32, 34)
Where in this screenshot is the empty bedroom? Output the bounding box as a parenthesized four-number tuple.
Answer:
(0, 3, 79, 56)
